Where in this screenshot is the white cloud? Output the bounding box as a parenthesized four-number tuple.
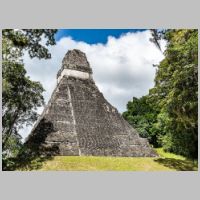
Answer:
(21, 30, 166, 140)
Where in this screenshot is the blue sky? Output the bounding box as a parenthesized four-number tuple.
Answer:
(55, 29, 146, 44)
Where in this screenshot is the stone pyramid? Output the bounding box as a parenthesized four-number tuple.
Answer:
(26, 49, 157, 157)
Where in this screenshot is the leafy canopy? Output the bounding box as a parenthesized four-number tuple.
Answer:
(123, 29, 198, 158)
(2, 29, 57, 161)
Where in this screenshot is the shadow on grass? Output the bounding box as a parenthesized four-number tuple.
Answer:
(2, 143, 60, 171)
(2, 154, 54, 171)
(3, 117, 61, 171)
(154, 158, 198, 171)
(17, 155, 54, 171)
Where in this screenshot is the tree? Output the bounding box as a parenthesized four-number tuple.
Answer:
(149, 29, 163, 51)
(151, 29, 198, 158)
(123, 29, 198, 158)
(3, 29, 57, 59)
(122, 96, 162, 147)
(2, 63, 44, 149)
(2, 29, 57, 160)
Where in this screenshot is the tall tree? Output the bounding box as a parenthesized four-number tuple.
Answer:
(123, 29, 198, 158)
(2, 29, 57, 158)
(150, 29, 198, 158)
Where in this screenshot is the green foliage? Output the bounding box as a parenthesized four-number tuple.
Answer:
(2, 29, 57, 168)
(123, 96, 161, 146)
(152, 29, 198, 158)
(124, 29, 198, 158)
(2, 29, 57, 59)
(2, 63, 45, 149)
(2, 134, 23, 170)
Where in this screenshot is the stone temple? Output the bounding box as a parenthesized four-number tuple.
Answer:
(25, 49, 157, 157)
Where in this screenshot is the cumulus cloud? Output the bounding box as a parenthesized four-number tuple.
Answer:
(21, 30, 166, 140)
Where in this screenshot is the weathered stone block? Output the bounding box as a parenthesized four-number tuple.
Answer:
(25, 49, 157, 157)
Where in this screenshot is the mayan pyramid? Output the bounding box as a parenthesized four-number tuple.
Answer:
(25, 49, 157, 157)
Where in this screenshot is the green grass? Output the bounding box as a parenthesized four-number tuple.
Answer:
(155, 148, 185, 159)
(16, 148, 198, 171)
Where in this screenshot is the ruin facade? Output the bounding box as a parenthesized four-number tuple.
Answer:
(26, 49, 157, 157)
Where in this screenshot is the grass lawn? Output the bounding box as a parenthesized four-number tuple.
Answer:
(17, 148, 198, 171)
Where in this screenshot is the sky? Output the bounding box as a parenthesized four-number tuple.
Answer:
(55, 29, 146, 44)
(21, 29, 166, 140)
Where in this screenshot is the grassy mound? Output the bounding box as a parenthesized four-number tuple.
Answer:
(14, 148, 198, 171)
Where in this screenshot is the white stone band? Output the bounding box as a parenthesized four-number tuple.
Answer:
(57, 69, 91, 83)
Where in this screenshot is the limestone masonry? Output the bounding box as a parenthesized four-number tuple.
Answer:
(26, 49, 157, 157)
